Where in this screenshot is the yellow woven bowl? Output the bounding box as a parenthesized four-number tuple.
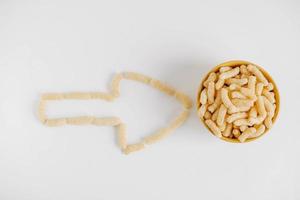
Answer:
(196, 60, 280, 143)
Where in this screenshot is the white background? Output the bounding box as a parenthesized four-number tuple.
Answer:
(0, 0, 299, 199)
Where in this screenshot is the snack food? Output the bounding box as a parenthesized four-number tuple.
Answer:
(38, 72, 192, 154)
(197, 61, 279, 143)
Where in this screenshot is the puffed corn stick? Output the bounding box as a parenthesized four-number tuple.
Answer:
(248, 76, 256, 93)
(38, 101, 47, 123)
(222, 123, 232, 137)
(89, 92, 115, 101)
(215, 79, 225, 90)
(247, 96, 268, 126)
(219, 67, 240, 80)
(111, 73, 123, 97)
(238, 127, 256, 142)
(123, 143, 145, 155)
(207, 82, 215, 104)
(219, 66, 232, 73)
(63, 92, 92, 99)
(232, 128, 241, 138)
(122, 72, 152, 84)
(231, 91, 246, 99)
(266, 83, 274, 91)
(233, 118, 252, 126)
(117, 123, 127, 149)
(66, 116, 94, 125)
(217, 104, 227, 126)
(240, 65, 250, 75)
(219, 121, 226, 132)
(211, 107, 219, 121)
(198, 104, 207, 120)
(249, 124, 266, 138)
(256, 96, 267, 117)
(227, 112, 247, 123)
(43, 92, 114, 101)
(200, 88, 208, 105)
(92, 117, 121, 126)
(241, 74, 249, 79)
(248, 115, 265, 125)
(239, 125, 248, 132)
(229, 84, 241, 91)
(232, 99, 254, 108)
(256, 124, 266, 135)
(264, 116, 273, 129)
(221, 88, 238, 113)
(225, 78, 248, 86)
(239, 76, 256, 99)
(255, 83, 264, 96)
(240, 88, 255, 99)
(247, 65, 268, 86)
(263, 96, 275, 117)
(42, 93, 64, 100)
(204, 111, 212, 120)
(45, 118, 67, 126)
(203, 72, 217, 87)
(205, 119, 222, 138)
(262, 89, 275, 104)
(236, 106, 252, 113)
(208, 90, 221, 113)
(249, 107, 258, 118)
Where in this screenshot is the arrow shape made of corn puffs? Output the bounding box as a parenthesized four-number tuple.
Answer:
(37, 72, 192, 154)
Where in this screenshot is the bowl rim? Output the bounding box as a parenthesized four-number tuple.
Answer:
(196, 60, 280, 143)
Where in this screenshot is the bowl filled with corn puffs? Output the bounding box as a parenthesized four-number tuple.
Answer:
(197, 60, 280, 143)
